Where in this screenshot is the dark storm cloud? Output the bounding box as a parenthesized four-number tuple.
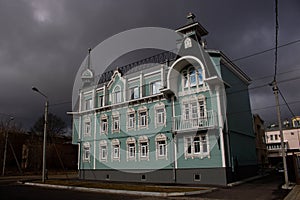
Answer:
(0, 0, 299, 129)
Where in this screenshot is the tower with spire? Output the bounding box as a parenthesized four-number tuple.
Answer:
(81, 48, 94, 87)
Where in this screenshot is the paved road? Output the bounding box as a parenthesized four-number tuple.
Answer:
(0, 173, 291, 200)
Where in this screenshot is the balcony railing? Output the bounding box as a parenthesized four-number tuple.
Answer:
(173, 110, 217, 132)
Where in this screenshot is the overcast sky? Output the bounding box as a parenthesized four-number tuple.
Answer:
(0, 0, 300, 130)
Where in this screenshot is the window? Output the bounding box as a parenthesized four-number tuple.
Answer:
(185, 137, 192, 155)
(139, 136, 149, 160)
(201, 135, 208, 153)
(140, 112, 147, 126)
(151, 81, 161, 95)
(126, 137, 136, 161)
(85, 99, 92, 110)
(184, 103, 190, 120)
(101, 117, 108, 134)
(99, 140, 107, 161)
(112, 116, 120, 132)
(184, 135, 209, 159)
(130, 87, 139, 99)
(158, 141, 166, 156)
(198, 68, 203, 85)
(182, 66, 204, 89)
(83, 143, 90, 162)
(128, 143, 135, 159)
(98, 96, 104, 107)
(156, 108, 165, 125)
(270, 135, 273, 141)
(182, 97, 206, 127)
(113, 86, 121, 103)
(275, 135, 278, 140)
(128, 113, 135, 129)
(194, 137, 201, 154)
(141, 142, 148, 158)
(84, 119, 91, 136)
(155, 134, 167, 160)
(189, 68, 196, 87)
(111, 139, 120, 161)
(113, 145, 119, 159)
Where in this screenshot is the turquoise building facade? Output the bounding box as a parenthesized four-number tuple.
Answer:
(70, 14, 257, 186)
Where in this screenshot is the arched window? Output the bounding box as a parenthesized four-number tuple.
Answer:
(182, 66, 204, 89)
(83, 142, 90, 162)
(138, 136, 149, 161)
(113, 85, 121, 104)
(155, 134, 167, 160)
(126, 137, 136, 161)
(99, 140, 107, 162)
(111, 139, 120, 161)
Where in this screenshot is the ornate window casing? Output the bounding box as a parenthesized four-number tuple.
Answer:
(138, 106, 148, 129)
(99, 140, 108, 162)
(184, 135, 209, 159)
(182, 95, 206, 124)
(138, 136, 149, 161)
(83, 142, 90, 162)
(181, 66, 205, 90)
(150, 81, 161, 95)
(155, 134, 167, 160)
(111, 139, 120, 162)
(84, 117, 91, 136)
(100, 114, 108, 135)
(127, 108, 136, 130)
(112, 85, 121, 104)
(154, 103, 166, 127)
(126, 137, 136, 161)
(112, 112, 120, 133)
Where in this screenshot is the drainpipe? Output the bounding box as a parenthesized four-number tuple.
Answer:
(216, 85, 226, 167)
(171, 96, 177, 183)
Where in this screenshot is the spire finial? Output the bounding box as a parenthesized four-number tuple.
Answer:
(187, 12, 196, 23)
(87, 48, 92, 69)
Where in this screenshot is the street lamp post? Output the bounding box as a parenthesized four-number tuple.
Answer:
(2, 117, 14, 176)
(32, 87, 48, 183)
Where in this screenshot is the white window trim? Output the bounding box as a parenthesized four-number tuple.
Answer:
(184, 135, 210, 159)
(138, 106, 148, 130)
(182, 66, 205, 91)
(111, 139, 120, 162)
(127, 108, 136, 131)
(100, 114, 108, 135)
(138, 136, 149, 161)
(99, 140, 108, 162)
(112, 112, 120, 133)
(112, 85, 122, 104)
(84, 117, 91, 136)
(83, 142, 90, 162)
(154, 103, 166, 128)
(129, 86, 140, 100)
(126, 137, 136, 161)
(155, 134, 167, 160)
(150, 80, 161, 95)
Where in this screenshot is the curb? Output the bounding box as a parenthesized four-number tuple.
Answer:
(227, 174, 269, 187)
(19, 181, 216, 197)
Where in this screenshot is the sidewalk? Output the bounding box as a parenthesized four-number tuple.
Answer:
(284, 185, 300, 200)
(20, 180, 216, 197)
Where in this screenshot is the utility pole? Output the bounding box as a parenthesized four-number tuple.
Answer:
(2, 117, 14, 176)
(271, 80, 289, 189)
